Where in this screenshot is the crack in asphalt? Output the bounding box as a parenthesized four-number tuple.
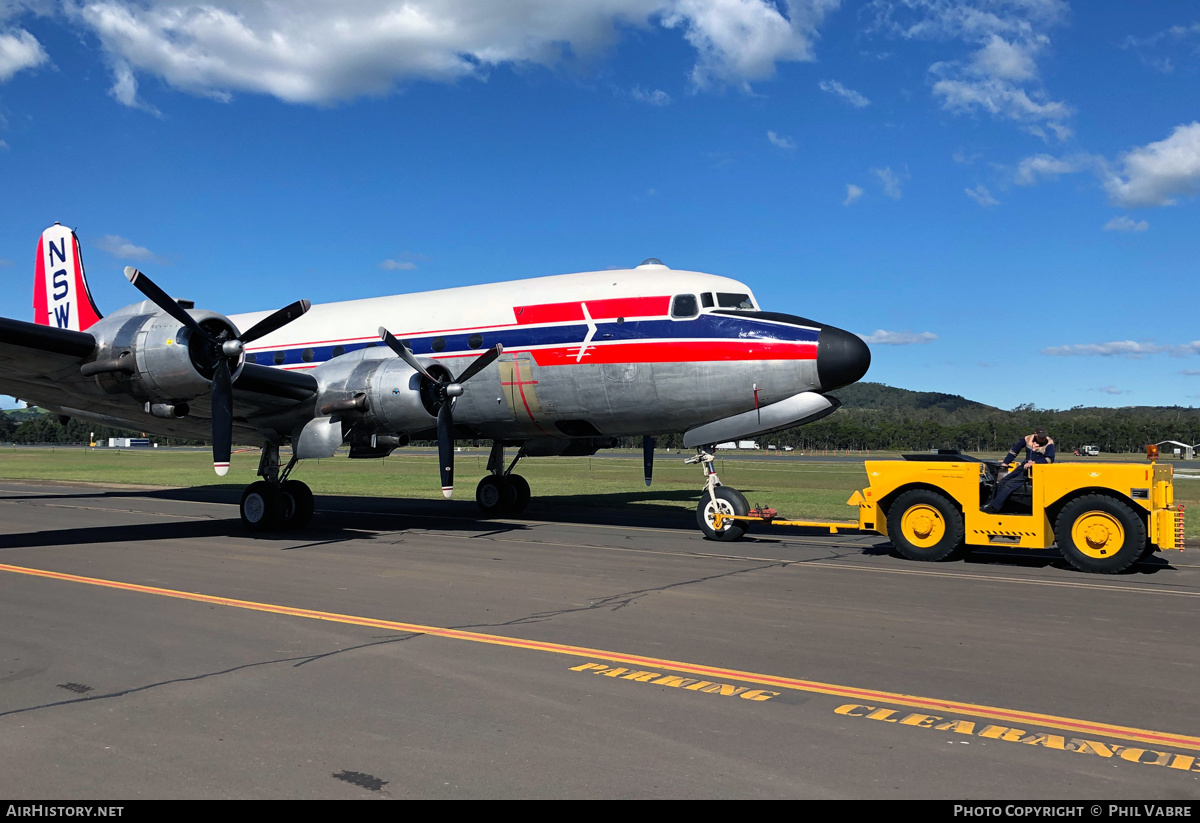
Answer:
(0, 633, 425, 720)
(450, 559, 786, 630)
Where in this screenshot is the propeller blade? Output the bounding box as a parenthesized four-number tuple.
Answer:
(125, 266, 214, 342)
(453, 343, 504, 385)
(643, 436, 655, 487)
(379, 327, 437, 382)
(437, 401, 455, 498)
(239, 299, 311, 344)
(211, 358, 233, 476)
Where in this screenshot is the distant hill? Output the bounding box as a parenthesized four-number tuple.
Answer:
(833, 382, 997, 415)
(0, 407, 47, 422)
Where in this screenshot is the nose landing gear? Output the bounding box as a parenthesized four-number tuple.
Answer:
(687, 446, 750, 540)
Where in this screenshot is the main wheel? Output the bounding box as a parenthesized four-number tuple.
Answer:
(696, 486, 750, 541)
(507, 474, 531, 515)
(241, 481, 284, 532)
(476, 475, 515, 518)
(280, 479, 315, 530)
(887, 489, 966, 561)
(1055, 494, 1146, 574)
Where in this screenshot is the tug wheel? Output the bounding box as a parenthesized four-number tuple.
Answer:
(1055, 495, 1145, 574)
(887, 489, 965, 562)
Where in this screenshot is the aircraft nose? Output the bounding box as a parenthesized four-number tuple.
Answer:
(816, 325, 871, 391)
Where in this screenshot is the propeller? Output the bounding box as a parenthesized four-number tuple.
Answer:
(379, 327, 502, 498)
(124, 266, 310, 476)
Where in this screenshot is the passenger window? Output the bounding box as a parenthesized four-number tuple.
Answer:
(273, 351, 285, 365)
(301, 348, 314, 363)
(671, 294, 699, 318)
(468, 334, 483, 349)
(701, 293, 714, 308)
(245, 353, 256, 364)
(332, 345, 345, 358)
(431, 337, 446, 353)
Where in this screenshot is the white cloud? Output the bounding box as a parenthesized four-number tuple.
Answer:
(931, 71, 1071, 139)
(970, 32, 1037, 81)
(0, 27, 48, 82)
(1182, 370, 1200, 376)
(67, 1, 841, 107)
(95, 234, 166, 264)
(818, 78, 869, 107)
(859, 329, 937, 345)
(867, 0, 1071, 139)
(964, 183, 998, 207)
(1103, 216, 1148, 233)
(0, 257, 14, 267)
(872, 165, 906, 199)
(630, 86, 671, 106)
(379, 259, 418, 271)
(0, 139, 8, 150)
(1123, 22, 1200, 72)
(1041, 340, 1200, 358)
(1096, 386, 1128, 396)
(843, 183, 863, 206)
(767, 129, 795, 149)
(108, 59, 161, 115)
(1013, 152, 1092, 186)
(1103, 122, 1200, 208)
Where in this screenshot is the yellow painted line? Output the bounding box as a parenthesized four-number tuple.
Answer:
(1, 561, 1199, 753)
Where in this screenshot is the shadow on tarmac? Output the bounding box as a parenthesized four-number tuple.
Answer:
(0, 484, 1179, 576)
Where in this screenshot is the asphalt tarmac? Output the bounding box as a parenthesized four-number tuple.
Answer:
(0, 479, 1197, 800)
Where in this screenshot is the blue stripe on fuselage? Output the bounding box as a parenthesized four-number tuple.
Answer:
(247, 312, 819, 368)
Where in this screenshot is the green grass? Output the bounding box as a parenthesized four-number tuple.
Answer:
(0, 446, 1196, 538)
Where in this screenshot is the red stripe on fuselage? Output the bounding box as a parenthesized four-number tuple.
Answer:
(530, 340, 816, 366)
(514, 296, 670, 325)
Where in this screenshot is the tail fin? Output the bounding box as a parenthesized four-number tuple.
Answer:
(34, 223, 103, 331)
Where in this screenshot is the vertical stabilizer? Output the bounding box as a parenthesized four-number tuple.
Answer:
(34, 223, 103, 331)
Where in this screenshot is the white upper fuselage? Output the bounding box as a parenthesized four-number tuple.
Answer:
(229, 263, 769, 371)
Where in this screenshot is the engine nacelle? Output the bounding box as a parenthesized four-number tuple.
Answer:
(80, 303, 244, 404)
(311, 348, 442, 437)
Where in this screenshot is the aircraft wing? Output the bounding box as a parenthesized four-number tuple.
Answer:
(0, 316, 318, 441)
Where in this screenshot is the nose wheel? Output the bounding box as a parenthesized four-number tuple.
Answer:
(688, 446, 750, 541)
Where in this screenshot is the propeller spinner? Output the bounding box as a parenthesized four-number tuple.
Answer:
(124, 266, 310, 475)
(378, 327, 502, 498)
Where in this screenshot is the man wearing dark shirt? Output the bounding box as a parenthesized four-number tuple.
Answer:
(983, 426, 1055, 514)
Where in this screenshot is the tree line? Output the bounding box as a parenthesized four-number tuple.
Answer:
(6, 380, 1198, 456)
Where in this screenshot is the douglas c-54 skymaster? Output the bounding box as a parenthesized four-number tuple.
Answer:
(0, 224, 870, 533)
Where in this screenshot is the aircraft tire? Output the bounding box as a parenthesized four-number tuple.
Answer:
(887, 489, 965, 562)
(1054, 494, 1145, 574)
(476, 475, 516, 518)
(696, 486, 750, 541)
(280, 480, 315, 530)
(241, 481, 284, 532)
(507, 474, 531, 515)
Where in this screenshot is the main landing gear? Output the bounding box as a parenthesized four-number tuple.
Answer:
(239, 444, 315, 532)
(688, 446, 750, 541)
(475, 442, 531, 518)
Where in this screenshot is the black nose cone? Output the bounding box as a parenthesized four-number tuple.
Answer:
(817, 325, 871, 391)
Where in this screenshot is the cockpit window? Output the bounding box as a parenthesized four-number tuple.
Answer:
(671, 294, 699, 318)
(717, 292, 755, 310)
(701, 292, 715, 308)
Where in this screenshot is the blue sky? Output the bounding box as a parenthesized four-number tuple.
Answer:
(0, 1, 1197, 412)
